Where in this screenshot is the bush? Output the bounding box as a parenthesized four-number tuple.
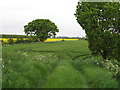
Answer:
(19, 38, 24, 43)
(0, 40, 6, 44)
(32, 38, 39, 42)
(15, 38, 20, 43)
(8, 38, 14, 44)
(15, 38, 27, 43)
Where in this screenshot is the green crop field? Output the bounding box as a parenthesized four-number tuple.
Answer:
(2, 40, 118, 88)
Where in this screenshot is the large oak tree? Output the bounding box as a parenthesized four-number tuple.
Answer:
(24, 19, 59, 42)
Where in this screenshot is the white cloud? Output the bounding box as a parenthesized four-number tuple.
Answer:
(0, 0, 85, 37)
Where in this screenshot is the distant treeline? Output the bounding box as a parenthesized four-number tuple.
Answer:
(0, 34, 31, 38)
(56, 36, 86, 40)
(0, 34, 85, 39)
(55, 36, 81, 39)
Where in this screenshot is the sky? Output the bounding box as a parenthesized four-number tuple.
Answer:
(0, 0, 86, 37)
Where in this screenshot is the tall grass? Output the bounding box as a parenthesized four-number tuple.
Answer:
(2, 49, 58, 88)
(84, 66, 118, 88)
(45, 61, 88, 88)
(2, 40, 118, 88)
(72, 57, 118, 88)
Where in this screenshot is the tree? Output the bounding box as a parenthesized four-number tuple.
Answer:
(75, 2, 120, 61)
(24, 19, 59, 42)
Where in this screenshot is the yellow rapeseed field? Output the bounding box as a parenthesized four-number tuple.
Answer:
(0, 38, 78, 43)
(0, 38, 29, 43)
(46, 38, 78, 42)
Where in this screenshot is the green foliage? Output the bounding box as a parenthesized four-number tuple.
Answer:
(84, 66, 118, 88)
(73, 57, 118, 88)
(2, 41, 118, 88)
(0, 40, 6, 44)
(7, 38, 14, 44)
(19, 38, 24, 43)
(1, 34, 30, 38)
(75, 2, 120, 60)
(24, 19, 59, 42)
(45, 61, 88, 88)
(15, 38, 20, 43)
(2, 47, 58, 88)
(15, 38, 37, 43)
(31, 37, 39, 42)
(15, 38, 25, 43)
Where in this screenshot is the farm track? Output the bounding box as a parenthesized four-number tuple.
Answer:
(42, 51, 90, 88)
(44, 58, 88, 88)
(16, 43, 91, 88)
(18, 46, 90, 87)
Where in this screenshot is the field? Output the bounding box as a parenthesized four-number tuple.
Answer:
(2, 40, 118, 88)
(0, 38, 78, 43)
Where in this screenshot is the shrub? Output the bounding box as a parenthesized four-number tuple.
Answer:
(0, 40, 6, 44)
(15, 38, 20, 43)
(32, 38, 39, 42)
(15, 38, 24, 43)
(8, 38, 14, 44)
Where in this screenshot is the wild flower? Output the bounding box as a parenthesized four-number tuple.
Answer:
(22, 52, 28, 57)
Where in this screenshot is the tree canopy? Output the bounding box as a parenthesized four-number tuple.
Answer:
(24, 19, 59, 42)
(75, 2, 120, 61)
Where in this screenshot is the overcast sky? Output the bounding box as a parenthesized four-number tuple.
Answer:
(0, 0, 86, 37)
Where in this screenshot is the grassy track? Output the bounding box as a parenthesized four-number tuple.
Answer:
(45, 60, 88, 88)
(2, 40, 118, 88)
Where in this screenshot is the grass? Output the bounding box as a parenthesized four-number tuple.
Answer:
(84, 66, 118, 88)
(2, 40, 118, 88)
(45, 61, 88, 88)
(72, 56, 118, 88)
(2, 49, 58, 88)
